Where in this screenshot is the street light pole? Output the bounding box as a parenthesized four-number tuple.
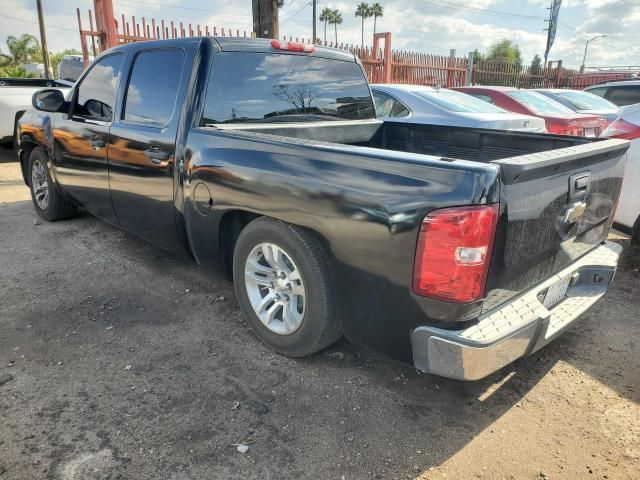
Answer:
(581, 34, 607, 73)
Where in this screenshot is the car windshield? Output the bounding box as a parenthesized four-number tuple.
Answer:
(413, 89, 507, 113)
(200, 53, 375, 124)
(507, 90, 574, 115)
(555, 91, 618, 110)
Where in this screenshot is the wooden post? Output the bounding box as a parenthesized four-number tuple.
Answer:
(252, 0, 279, 39)
(36, 0, 53, 78)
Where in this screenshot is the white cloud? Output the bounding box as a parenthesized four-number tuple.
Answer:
(0, 0, 638, 70)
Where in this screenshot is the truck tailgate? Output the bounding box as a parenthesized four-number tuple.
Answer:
(484, 139, 629, 309)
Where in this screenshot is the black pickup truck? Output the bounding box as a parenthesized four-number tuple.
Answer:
(18, 37, 629, 380)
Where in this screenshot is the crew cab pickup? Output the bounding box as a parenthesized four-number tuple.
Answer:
(18, 37, 629, 380)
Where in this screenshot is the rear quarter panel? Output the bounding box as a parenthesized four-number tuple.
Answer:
(183, 128, 501, 362)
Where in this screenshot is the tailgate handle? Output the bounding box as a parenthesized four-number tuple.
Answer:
(569, 172, 591, 200)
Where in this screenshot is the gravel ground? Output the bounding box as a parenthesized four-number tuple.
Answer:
(0, 161, 638, 480)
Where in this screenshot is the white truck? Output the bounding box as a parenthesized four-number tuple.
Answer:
(0, 77, 70, 149)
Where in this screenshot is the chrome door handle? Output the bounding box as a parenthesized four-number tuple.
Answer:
(143, 146, 170, 164)
(88, 137, 106, 149)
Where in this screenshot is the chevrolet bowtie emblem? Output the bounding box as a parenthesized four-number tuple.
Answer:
(563, 201, 587, 223)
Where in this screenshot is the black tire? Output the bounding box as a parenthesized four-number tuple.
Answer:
(632, 216, 640, 246)
(233, 217, 341, 357)
(28, 147, 78, 221)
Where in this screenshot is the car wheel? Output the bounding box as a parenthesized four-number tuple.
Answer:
(632, 215, 640, 246)
(28, 147, 78, 221)
(233, 217, 341, 357)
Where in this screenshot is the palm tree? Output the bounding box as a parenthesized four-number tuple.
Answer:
(4, 34, 40, 65)
(329, 9, 343, 45)
(355, 3, 371, 47)
(319, 7, 333, 45)
(370, 3, 383, 37)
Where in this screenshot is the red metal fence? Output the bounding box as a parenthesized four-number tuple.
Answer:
(76, 5, 634, 90)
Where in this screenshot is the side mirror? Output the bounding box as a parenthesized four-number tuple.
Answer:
(32, 89, 66, 113)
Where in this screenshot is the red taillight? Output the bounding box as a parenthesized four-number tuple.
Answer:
(547, 123, 581, 136)
(601, 118, 640, 140)
(270, 39, 315, 53)
(412, 204, 499, 303)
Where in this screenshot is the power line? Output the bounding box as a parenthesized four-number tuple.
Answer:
(0, 13, 78, 32)
(415, 0, 546, 20)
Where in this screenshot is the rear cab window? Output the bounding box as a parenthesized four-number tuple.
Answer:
(200, 53, 375, 124)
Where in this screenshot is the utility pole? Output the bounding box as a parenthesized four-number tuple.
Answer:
(312, 0, 317, 44)
(581, 35, 607, 73)
(36, 0, 53, 79)
(252, 0, 279, 39)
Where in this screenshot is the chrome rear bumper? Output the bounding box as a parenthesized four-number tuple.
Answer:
(412, 241, 622, 381)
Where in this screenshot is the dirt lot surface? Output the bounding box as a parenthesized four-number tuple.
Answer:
(0, 161, 638, 480)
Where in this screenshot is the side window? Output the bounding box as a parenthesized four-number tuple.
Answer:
(586, 87, 606, 98)
(372, 91, 410, 118)
(73, 54, 123, 122)
(123, 49, 184, 127)
(471, 93, 496, 105)
(606, 86, 640, 106)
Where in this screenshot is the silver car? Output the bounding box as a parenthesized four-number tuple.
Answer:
(370, 84, 546, 132)
(534, 88, 619, 123)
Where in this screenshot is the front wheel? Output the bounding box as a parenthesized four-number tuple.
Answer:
(233, 217, 341, 357)
(28, 147, 78, 221)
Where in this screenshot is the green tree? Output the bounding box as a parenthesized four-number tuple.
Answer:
(319, 7, 333, 44)
(485, 39, 522, 66)
(530, 53, 543, 74)
(328, 9, 343, 45)
(0, 66, 36, 78)
(472, 48, 485, 64)
(355, 3, 371, 47)
(370, 3, 383, 37)
(3, 34, 40, 65)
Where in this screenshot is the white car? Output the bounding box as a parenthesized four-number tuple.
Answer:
(0, 78, 70, 148)
(601, 103, 640, 243)
(370, 84, 546, 132)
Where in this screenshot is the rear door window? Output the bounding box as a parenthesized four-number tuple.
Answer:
(123, 49, 185, 127)
(200, 53, 375, 124)
(372, 90, 410, 118)
(605, 86, 640, 106)
(73, 54, 124, 122)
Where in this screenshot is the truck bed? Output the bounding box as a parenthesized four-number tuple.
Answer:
(209, 120, 628, 318)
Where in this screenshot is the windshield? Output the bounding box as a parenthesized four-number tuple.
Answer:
(200, 53, 375, 124)
(507, 90, 574, 115)
(413, 89, 507, 113)
(555, 91, 618, 110)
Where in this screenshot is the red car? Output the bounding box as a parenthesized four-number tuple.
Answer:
(454, 86, 607, 136)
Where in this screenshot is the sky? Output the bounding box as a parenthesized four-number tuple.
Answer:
(0, 0, 638, 69)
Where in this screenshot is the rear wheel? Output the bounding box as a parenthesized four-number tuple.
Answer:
(28, 147, 78, 221)
(632, 215, 640, 246)
(233, 217, 341, 357)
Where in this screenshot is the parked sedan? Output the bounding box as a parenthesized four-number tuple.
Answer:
(601, 103, 640, 243)
(455, 86, 607, 136)
(585, 79, 640, 107)
(370, 84, 546, 132)
(534, 88, 619, 123)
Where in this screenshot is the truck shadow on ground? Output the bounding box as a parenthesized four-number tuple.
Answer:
(1, 202, 637, 479)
